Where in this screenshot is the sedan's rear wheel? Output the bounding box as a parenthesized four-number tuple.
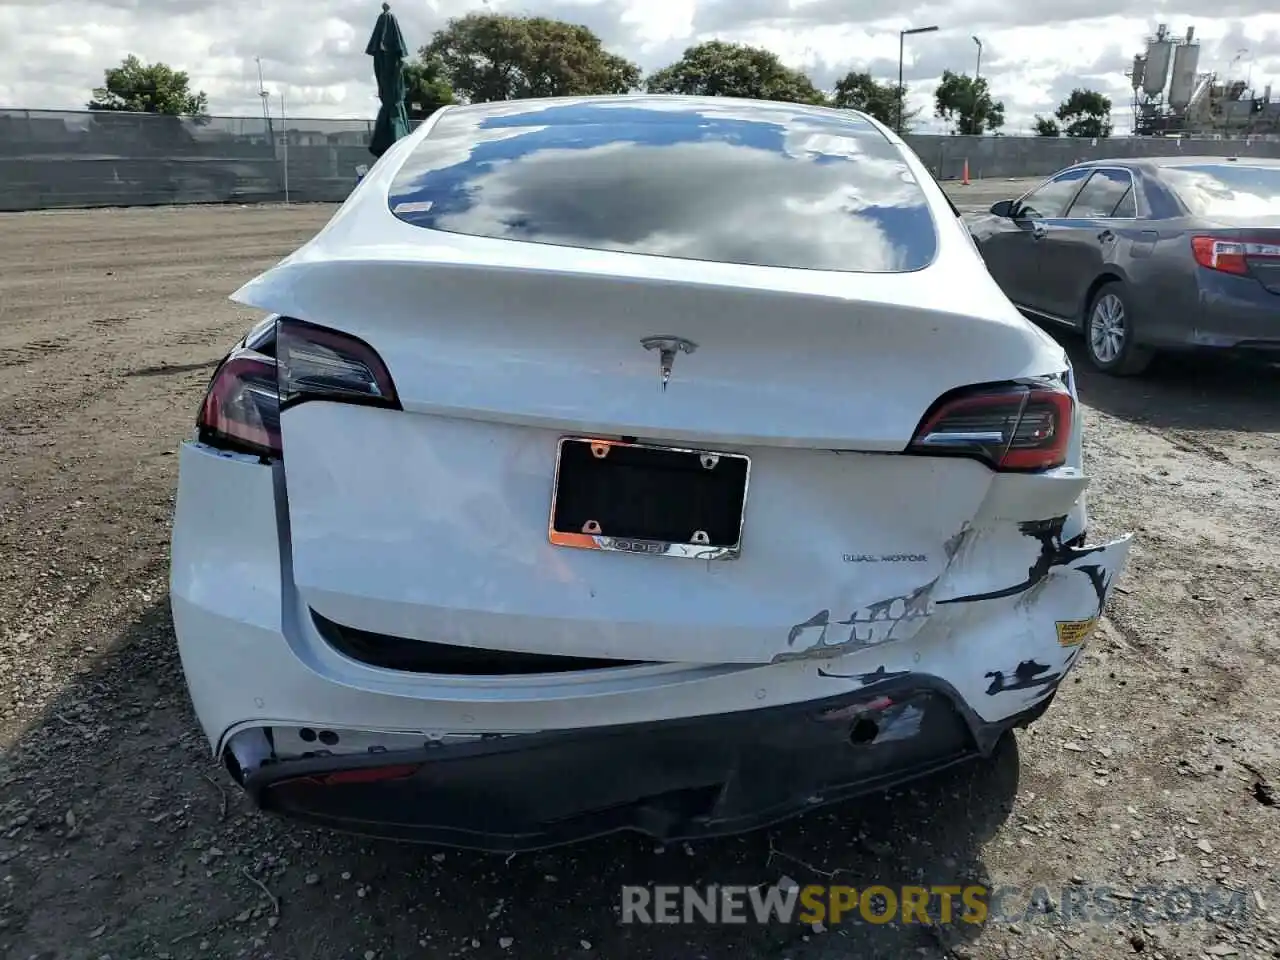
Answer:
(1085, 282, 1153, 376)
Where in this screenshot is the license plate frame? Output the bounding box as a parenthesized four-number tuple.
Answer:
(547, 437, 750, 561)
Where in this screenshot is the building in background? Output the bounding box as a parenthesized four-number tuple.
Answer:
(1129, 24, 1280, 138)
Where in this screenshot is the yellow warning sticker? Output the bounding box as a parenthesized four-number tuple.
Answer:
(1056, 618, 1099, 647)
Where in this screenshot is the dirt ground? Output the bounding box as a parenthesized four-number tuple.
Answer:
(1, 197, 1278, 960)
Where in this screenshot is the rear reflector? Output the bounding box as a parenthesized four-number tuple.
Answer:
(908, 382, 1073, 472)
(1192, 236, 1280, 276)
(310, 764, 421, 786)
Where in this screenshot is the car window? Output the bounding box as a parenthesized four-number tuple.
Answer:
(388, 97, 940, 274)
(1017, 168, 1090, 219)
(1111, 186, 1136, 218)
(1160, 163, 1280, 218)
(1065, 169, 1136, 218)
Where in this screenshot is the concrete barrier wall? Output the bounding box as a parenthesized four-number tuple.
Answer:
(0, 109, 375, 211)
(902, 132, 1280, 181)
(4, 107, 1280, 212)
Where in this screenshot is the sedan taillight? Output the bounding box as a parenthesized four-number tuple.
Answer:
(1191, 236, 1280, 276)
(908, 383, 1074, 472)
(197, 317, 400, 460)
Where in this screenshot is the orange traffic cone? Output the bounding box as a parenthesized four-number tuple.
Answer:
(961, 158, 971, 186)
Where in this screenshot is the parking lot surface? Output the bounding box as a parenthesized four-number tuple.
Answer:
(1, 194, 1278, 960)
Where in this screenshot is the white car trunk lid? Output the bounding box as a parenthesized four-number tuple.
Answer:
(235, 253, 1052, 449)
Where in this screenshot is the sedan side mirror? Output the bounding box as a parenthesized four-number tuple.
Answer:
(989, 199, 1016, 218)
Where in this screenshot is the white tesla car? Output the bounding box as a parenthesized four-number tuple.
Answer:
(171, 95, 1131, 850)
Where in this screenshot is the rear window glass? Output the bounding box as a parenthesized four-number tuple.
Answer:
(387, 97, 938, 274)
(1162, 164, 1280, 217)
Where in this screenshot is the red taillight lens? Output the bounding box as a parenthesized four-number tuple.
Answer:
(198, 351, 282, 459)
(1192, 235, 1280, 276)
(908, 383, 1074, 472)
(1192, 236, 1248, 275)
(196, 317, 400, 460)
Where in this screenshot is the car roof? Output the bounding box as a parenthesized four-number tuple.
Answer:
(429, 94, 881, 130)
(1072, 155, 1280, 173)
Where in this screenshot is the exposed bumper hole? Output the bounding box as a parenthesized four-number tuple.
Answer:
(849, 717, 879, 745)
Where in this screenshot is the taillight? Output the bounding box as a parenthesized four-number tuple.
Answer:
(196, 317, 400, 460)
(908, 382, 1073, 472)
(1192, 235, 1280, 276)
(278, 319, 399, 410)
(198, 351, 281, 459)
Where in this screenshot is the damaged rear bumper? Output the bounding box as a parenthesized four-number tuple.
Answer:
(230, 677, 1051, 853)
(213, 527, 1132, 852)
(173, 442, 1134, 851)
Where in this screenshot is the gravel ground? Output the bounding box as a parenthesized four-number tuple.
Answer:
(1, 195, 1278, 960)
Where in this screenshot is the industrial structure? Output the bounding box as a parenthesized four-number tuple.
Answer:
(1128, 23, 1280, 137)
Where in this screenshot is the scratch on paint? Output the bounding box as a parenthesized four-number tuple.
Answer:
(1074, 564, 1114, 617)
(782, 527, 972, 660)
(987, 641, 1086, 698)
(942, 526, 970, 561)
(938, 517, 1108, 607)
(783, 521, 1126, 667)
(984, 659, 1055, 695)
(786, 609, 830, 648)
(815, 665, 911, 684)
(874, 704, 925, 743)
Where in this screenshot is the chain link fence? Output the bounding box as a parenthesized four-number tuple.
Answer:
(4, 106, 1280, 212)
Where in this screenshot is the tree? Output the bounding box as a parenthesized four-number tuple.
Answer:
(646, 41, 826, 105)
(1055, 88, 1112, 138)
(403, 56, 455, 121)
(831, 71, 918, 129)
(87, 55, 208, 116)
(933, 70, 1004, 135)
(423, 13, 640, 102)
(1033, 115, 1061, 136)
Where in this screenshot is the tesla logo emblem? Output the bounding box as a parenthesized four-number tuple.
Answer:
(640, 336, 698, 391)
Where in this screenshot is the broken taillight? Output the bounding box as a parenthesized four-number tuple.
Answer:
(908, 382, 1074, 472)
(196, 317, 401, 460)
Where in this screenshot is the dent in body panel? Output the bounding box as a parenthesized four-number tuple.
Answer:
(780, 514, 1130, 666)
(937, 517, 1109, 607)
(777, 526, 972, 662)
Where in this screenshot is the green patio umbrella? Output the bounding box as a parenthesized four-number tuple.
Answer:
(366, 2, 410, 159)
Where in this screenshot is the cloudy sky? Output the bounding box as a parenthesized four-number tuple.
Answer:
(2, 0, 1279, 134)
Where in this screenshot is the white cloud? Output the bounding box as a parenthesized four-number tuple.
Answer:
(2, 0, 1279, 135)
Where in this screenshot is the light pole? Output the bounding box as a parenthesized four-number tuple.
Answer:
(973, 36, 983, 81)
(898, 24, 939, 134)
(255, 56, 273, 143)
